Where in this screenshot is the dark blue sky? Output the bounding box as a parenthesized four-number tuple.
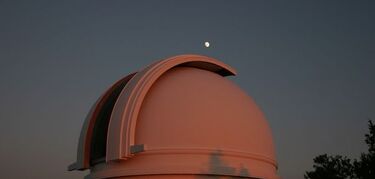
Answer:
(0, 1, 374, 178)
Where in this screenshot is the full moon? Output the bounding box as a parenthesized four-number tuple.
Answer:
(204, 41, 210, 48)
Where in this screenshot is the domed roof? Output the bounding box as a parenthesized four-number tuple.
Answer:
(69, 55, 279, 179)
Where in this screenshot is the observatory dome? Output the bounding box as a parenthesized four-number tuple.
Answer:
(69, 55, 279, 179)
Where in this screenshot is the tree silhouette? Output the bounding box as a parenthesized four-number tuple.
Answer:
(352, 120, 375, 179)
(305, 120, 375, 179)
(304, 154, 353, 179)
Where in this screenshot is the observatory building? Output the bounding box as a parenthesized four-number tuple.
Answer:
(69, 55, 279, 179)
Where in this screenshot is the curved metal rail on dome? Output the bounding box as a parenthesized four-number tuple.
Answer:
(69, 55, 236, 170)
(69, 73, 136, 171)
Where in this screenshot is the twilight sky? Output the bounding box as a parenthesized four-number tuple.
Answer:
(0, 1, 374, 178)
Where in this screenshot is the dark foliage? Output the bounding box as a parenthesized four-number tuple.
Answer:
(352, 121, 375, 179)
(304, 154, 353, 179)
(305, 120, 375, 179)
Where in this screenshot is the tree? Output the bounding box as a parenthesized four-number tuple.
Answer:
(304, 154, 353, 179)
(352, 120, 375, 179)
(305, 120, 375, 179)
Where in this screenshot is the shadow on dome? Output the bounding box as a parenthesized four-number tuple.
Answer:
(196, 150, 252, 179)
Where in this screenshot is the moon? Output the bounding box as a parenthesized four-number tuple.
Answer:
(204, 41, 210, 48)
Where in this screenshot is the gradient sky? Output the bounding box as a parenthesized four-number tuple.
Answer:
(0, 1, 374, 178)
